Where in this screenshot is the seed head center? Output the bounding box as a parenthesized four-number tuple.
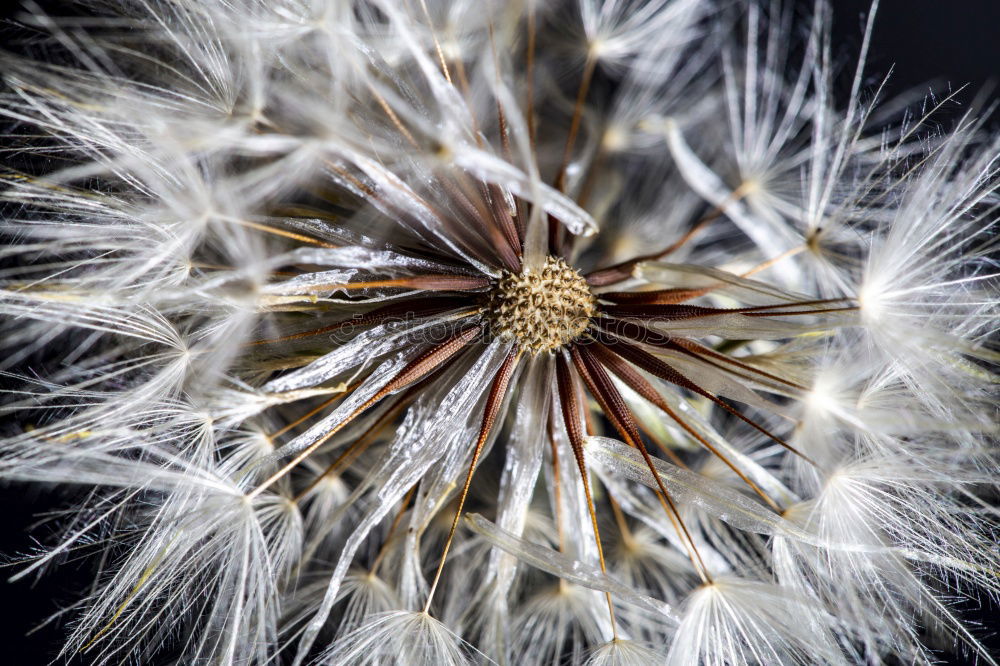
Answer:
(486, 256, 596, 354)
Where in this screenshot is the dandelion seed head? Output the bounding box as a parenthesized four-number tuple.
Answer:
(1, 0, 998, 664)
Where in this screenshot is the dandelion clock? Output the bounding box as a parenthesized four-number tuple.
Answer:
(1, 1, 998, 664)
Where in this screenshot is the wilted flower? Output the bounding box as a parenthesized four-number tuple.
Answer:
(1, 1, 998, 665)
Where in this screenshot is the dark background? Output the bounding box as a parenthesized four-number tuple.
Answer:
(830, 0, 999, 126)
(1, 0, 998, 664)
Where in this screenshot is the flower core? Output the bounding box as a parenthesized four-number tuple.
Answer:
(485, 256, 596, 354)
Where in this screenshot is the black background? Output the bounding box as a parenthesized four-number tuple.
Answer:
(0, 1, 998, 664)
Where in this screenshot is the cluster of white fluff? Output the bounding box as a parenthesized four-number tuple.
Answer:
(0, 1, 997, 665)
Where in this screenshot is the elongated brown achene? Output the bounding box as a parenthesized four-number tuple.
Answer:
(592, 316, 806, 391)
(248, 324, 483, 498)
(423, 347, 521, 612)
(599, 333, 813, 463)
(586, 339, 781, 510)
(571, 344, 713, 581)
(555, 352, 619, 638)
(246, 296, 472, 347)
